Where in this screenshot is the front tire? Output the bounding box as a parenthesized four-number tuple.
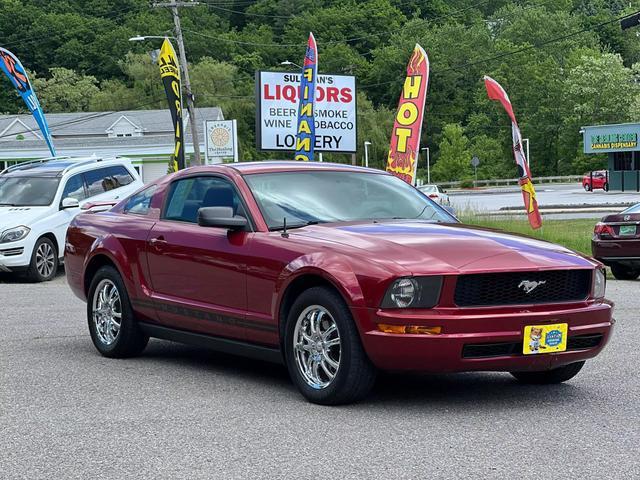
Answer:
(611, 264, 640, 280)
(583, 183, 591, 192)
(510, 361, 585, 384)
(87, 265, 148, 358)
(25, 236, 58, 282)
(284, 286, 377, 405)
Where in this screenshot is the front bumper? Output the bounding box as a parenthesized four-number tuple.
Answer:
(353, 301, 613, 373)
(0, 240, 30, 271)
(592, 239, 640, 266)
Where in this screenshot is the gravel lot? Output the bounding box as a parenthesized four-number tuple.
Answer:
(1, 272, 637, 479)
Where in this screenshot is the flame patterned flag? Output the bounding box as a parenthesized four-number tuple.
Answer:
(294, 32, 318, 162)
(484, 76, 542, 229)
(386, 44, 429, 185)
(158, 38, 184, 172)
(0, 47, 56, 156)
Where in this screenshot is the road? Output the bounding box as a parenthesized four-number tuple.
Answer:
(450, 183, 640, 215)
(1, 273, 638, 479)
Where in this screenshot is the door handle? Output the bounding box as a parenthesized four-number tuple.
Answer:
(149, 236, 166, 247)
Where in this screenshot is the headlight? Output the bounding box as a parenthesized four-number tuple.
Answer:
(0, 226, 30, 243)
(593, 268, 606, 299)
(381, 276, 443, 309)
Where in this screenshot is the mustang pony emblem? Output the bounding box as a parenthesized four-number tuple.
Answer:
(518, 280, 546, 294)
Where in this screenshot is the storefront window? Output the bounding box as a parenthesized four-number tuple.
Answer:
(614, 151, 633, 171)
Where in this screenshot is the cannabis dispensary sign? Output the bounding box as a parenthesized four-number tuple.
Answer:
(590, 133, 637, 150)
(583, 124, 640, 154)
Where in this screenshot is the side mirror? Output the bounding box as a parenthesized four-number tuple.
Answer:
(61, 197, 80, 209)
(197, 206, 247, 230)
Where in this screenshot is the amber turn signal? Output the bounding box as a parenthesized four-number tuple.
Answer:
(377, 324, 442, 335)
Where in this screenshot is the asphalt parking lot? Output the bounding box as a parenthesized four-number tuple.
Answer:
(1, 273, 638, 479)
(450, 183, 640, 213)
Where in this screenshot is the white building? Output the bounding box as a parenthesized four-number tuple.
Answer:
(0, 107, 223, 182)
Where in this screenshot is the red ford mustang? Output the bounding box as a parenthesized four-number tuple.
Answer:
(65, 162, 613, 405)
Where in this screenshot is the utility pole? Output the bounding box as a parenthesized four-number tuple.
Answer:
(153, 1, 201, 165)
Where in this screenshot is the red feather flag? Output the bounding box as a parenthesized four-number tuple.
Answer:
(484, 76, 542, 229)
(386, 44, 429, 185)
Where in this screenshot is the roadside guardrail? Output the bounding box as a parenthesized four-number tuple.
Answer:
(428, 175, 583, 189)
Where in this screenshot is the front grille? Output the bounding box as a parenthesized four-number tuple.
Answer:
(462, 334, 604, 359)
(454, 270, 592, 307)
(462, 342, 521, 358)
(0, 247, 24, 257)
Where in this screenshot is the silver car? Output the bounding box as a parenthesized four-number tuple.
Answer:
(418, 184, 450, 206)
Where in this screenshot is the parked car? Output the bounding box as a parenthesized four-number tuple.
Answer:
(592, 203, 640, 280)
(418, 184, 450, 205)
(0, 156, 143, 281)
(65, 162, 612, 405)
(582, 170, 609, 192)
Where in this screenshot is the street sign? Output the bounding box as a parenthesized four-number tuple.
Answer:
(471, 155, 480, 167)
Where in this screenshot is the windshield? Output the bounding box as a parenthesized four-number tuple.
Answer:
(0, 176, 60, 206)
(244, 171, 456, 230)
(420, 185, 437, 193)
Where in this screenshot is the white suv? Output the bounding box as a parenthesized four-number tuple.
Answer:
(0, 156, 143, 281)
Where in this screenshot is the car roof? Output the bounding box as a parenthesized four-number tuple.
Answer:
(178, 161, 390, 176)
(1, 156, 132, 178)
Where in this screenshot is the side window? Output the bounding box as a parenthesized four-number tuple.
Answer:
(83, 167, 110, 197)
(61, 174, 86, 201)
(164, 176, 246, 223)
(124, 185, 157, 215)
(106, 165, 134, 188)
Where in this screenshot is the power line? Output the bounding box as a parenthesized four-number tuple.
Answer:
(188, 0, 494, 48)
(0, 4, 145, 51)
(357, 0, 557, 60)
(360, 8, 640, 88)
(0, 96, 167, 140)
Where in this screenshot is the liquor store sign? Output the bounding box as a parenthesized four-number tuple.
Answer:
(583, 124, 640, 153)
(256, 71, 357, 153)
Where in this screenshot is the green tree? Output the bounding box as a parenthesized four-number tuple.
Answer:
(32, 67, 100, 112)
(432, 123, 472, 182)
(561, 53, 638, 173)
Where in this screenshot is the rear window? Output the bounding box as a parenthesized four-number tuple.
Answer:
(622, 204, 640, 214)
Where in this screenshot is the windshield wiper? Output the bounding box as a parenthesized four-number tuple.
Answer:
(272, 220, 319, 231)
(0, 203, 17, 206)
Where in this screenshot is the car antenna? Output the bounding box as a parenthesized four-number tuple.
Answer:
(281, 217, 289, 238)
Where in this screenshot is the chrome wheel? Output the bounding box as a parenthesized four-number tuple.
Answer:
(293, 305, 341, 390)
(35, 241, 55, 278)
(92, 279, 122, 346)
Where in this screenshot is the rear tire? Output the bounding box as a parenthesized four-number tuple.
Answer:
(510, 361, 585, 384)
(25, 237, 58, 282)
(611, 264, 640, 280)
(284, 286, 377, 405)
(603, 182, 609, 192)
(87, 265, 148, 358)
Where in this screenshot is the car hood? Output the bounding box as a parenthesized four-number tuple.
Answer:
(293, 220, 595, 274)
(0, 206, 51, 231)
